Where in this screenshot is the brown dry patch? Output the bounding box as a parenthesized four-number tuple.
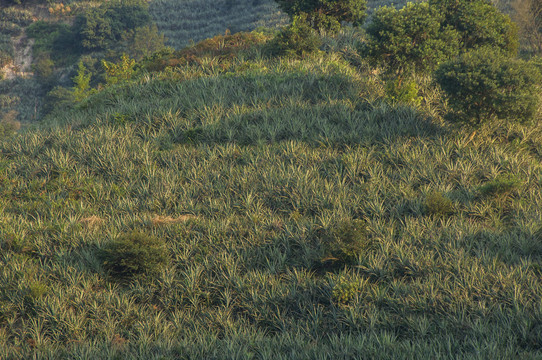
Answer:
(79, 216, 105, 229)
(151, 214, 197, 226)
(111, 334, 128, 348)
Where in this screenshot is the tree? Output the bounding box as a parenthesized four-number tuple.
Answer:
(120, 24, 167, 61)
(265, 13, 322, 57)
(363, 3, 460, 76)
(75, 0, 150, 51)
(429, 0, 519, 55)
(75, 7, 112, 51)
(275, 0, 367, 31)
(435, 47, 541, 124)
(102, 53, 136, 85)
(72, 61, 92, 101)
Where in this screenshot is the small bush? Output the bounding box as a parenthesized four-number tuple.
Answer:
(319, 219, 370, 265)
(478, 174, 522, 198)
(265, 14, 322, 58)
(385, 79, 422, 106)
(332, 275, 365, 304)
(25, 281, 49, 301)
(435, 47, 542, 124)
(423, 191, 454, 217)
(99, 231, 168, 280)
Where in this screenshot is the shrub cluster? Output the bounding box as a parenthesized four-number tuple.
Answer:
(423, 191, 455, 218)
(99, 231, 168, 280)
(430, 0, 519, 55)
(435, 48, 542, 124)
(265, 14, 322, 58)
(275, 0, 367, 31)
(478, 174, 522, 198)
(319, 219, 371, 266)
(363, 2, 460, 75)
(74, 0, 151, 51)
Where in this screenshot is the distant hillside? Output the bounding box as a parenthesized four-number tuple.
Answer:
(149, 0, 289, 49)
(148, 0, 406, 50)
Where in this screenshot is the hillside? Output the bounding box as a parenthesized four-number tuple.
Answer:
(149, 0, 289, 49)
(0, 36, 542, 356)
(0, 0, 541, 358)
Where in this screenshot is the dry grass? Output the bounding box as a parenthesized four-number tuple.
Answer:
(79, 215, 105, 229)
(150, 214, 198, 226)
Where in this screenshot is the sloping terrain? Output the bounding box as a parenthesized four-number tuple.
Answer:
(0, 52, 541, 358)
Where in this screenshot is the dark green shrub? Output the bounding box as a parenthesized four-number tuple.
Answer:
(430, 0, 519, 55)
(478, 174, 522, 198)
(43, 86, 76, 115)
(32, 53, 55, 88)
(363, 3, 460, 75)
(99, 231, 168, 280)
(265, 14, 322, 57)
(435, 47, 542, 124)
(120, 24, 167, 61)
(75, 0, 150, 51)
(275, 0, 367, 31)
(319, 219, 370, 265)
(423, 191, 454, 217)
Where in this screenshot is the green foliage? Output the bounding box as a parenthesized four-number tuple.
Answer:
(385, 79, 422, 106)
(265, 14, 322, 57)
(429, 0, 519, 55)
(25, 281, 49, 301)
(320, 219, 370, 265)
(43, 86, 76, 115)
(0, 34, 13, 68)
(27, 21, 79, 66)
(0, 111, 20, 140)
(99, 231, 168, 280)
(332, 275, 365, 304)
(2, 38, 542, 357)
(0, 8, 33, 27)
(72, 61, 93, 102)
(102, 53, 136, 85)
(75, 0, 151, 51)
(435, 47, 542, 124)
(32, 53, 55, 87)
(74, 6, 111, 51)
(275, 0, 367, 31)
(478, 174, 522, 198)
(423, 190, 454, 217)
(363, 2, 460, 75)
(120, 24, 167, 61)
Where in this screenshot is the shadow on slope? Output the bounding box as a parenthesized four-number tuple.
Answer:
(49, 69, 444, 147)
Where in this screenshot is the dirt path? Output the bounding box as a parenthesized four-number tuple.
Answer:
(2, 30, 34, 80)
